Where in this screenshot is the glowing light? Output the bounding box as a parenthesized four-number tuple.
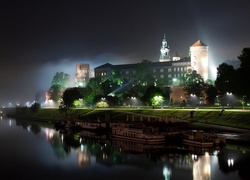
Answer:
(163, 166, 171, 180)
(193, 152, 211, 180)
(43, 99, 58, 107)
(228, 158, 234, 167)
(81, 144, 84, 151)
(61, 134, 64, 142)
(44, 128, 55, 140)
(152, 95, 164, 106)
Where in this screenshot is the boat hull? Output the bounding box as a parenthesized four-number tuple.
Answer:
(182, 139, 214, 147)
(111, 134, 165, 144)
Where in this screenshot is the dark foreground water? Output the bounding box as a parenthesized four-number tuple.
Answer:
(0, 117, 249, 180)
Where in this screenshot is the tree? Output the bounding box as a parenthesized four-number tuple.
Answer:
(49, 84, 61, 102)
(59, 87, 82, 117)
(87, 77, 103, 96)
(51, 72, 70, 89)
(205, 85, 218, 105)
(215, 63, 236, 95)
(238, 47, 250, 69)
(236, 48, 250, 100)
(100, 79, 119, 96)
(134, 59, 155, 87)
(83, 77, 104, 106)
(142, 85, 164, 106)
(61, 88, 82, 109)
(96, 101, 109, 108)
(110, 68, 124, 86)
(49, 72, 70, 103)
(183, 69, 206, 98)
(30, 102, 41, 113)
(239, 96, 246, 109)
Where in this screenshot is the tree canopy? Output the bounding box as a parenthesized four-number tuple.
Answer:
(49, 72, 71, 102)
(51, 72, 70, 89)
(215, 63, 236, 95)
(61, 87, 82, 108)
(183, 69, 206, 97)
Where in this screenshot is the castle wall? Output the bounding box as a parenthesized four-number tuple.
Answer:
(190, 45, 208, 81)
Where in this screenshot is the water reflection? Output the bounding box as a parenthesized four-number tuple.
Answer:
(0, 118, 249, 180)
(192, 152, 211, 180)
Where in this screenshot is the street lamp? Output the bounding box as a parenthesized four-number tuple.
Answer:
(190, 94, 197, 107)
(227, 92, 232, 107)
(131, 97, 136, 107)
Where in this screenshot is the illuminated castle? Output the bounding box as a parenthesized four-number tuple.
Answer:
(94, 37, 209, 103)
(95, 38, 209, 84)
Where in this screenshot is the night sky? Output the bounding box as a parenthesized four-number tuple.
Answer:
(1, 0, 250, 106)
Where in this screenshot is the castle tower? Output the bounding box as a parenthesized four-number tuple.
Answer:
(75, 64, 90, 87)
(159, 34, 171, 62)
(190, 40, 208, 81)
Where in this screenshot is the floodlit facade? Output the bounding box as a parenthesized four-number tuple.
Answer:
(190, 40, 209, 81)
(95, 58, 191, 86)
(94, 37, 209, 104)
(75, 64, 90, 87)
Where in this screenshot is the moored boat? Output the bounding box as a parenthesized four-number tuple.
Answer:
(182, 130, 227, 147)
(182, 130, 214, 147)
(111, 122, 165, 144)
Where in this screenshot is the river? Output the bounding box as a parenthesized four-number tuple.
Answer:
(0, 116, 249, 180)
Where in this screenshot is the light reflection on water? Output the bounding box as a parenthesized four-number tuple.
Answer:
(0, 117, 249, 180)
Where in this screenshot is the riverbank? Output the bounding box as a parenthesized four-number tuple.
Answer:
(3, 107, 250, 146)
(3, 107, 250, 130)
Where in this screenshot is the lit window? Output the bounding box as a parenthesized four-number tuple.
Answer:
(160, 75, 164, 78)
(168, 69, 171, 72)
(160, 69, 164, 72)
(168, 74, 171, 78)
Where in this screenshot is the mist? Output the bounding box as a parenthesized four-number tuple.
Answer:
(0, 53, 141, 107)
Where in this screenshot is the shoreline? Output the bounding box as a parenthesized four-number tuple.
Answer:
(3, 107, 250, 146)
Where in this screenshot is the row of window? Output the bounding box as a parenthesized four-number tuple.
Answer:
(153, 73, 184, 79)
(153, 67, 186, 73)
(96, 66, 187, 77)
(97, 71, 185, 78)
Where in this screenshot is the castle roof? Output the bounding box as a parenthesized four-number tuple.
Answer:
(94, 57, 191, 70)
(95, 63, 113, 69)
(191, 40, 207, 47)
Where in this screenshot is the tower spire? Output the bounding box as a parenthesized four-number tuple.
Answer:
(159, 34, 170, 62)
